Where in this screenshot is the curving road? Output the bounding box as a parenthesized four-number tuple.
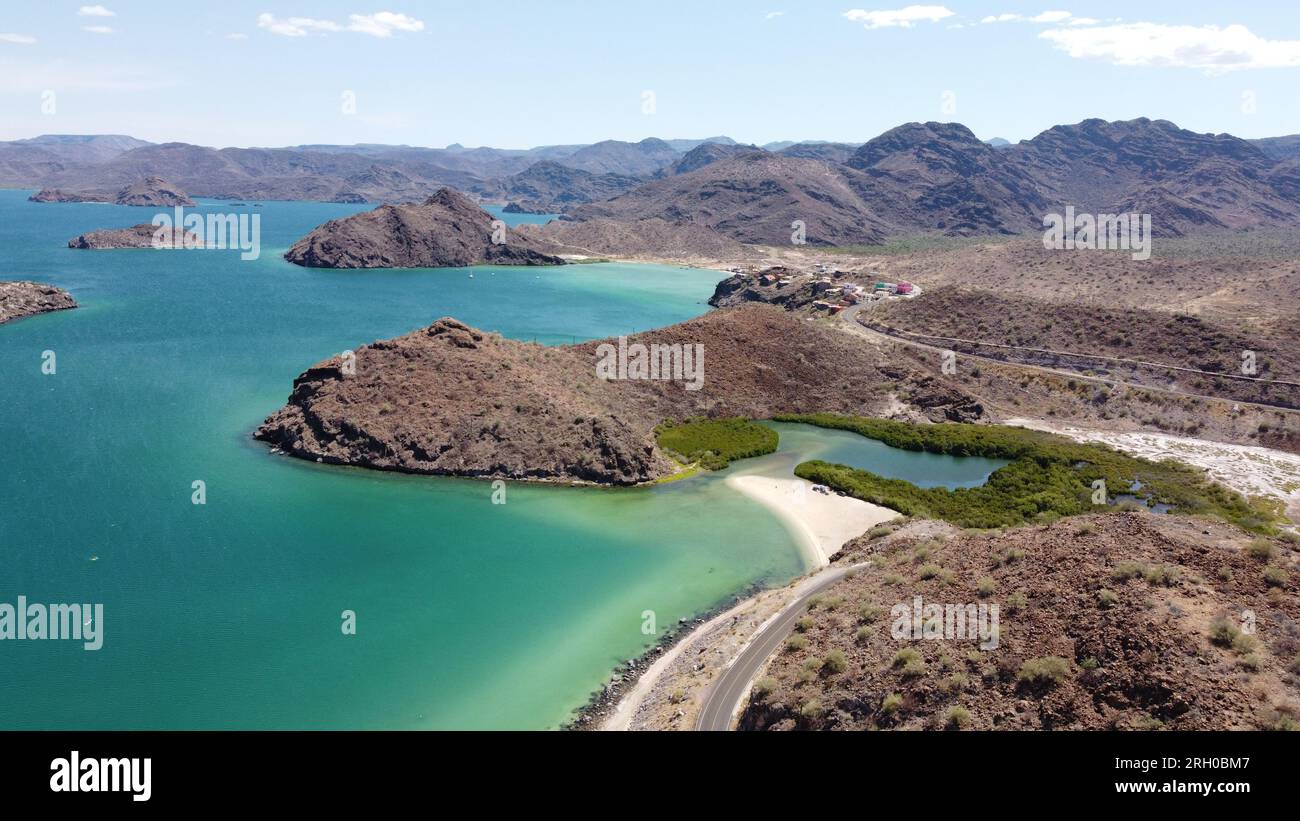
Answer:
(696, 562, 867, 731)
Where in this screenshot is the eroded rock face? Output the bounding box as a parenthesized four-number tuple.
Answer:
(284, 187, 567, 269)
(254, 304, 985, 485)
(0, 281, 76, 325)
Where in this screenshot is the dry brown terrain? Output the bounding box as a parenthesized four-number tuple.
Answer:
(741, 512, 1300, 731)
(254, 304, 983, 485)
(0, 281, 76, 324)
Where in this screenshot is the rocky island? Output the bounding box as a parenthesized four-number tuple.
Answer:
(0, 281, 77, 325)
(68, 223, 204, 249)
(30, 175, 196, 207)
(284, 188, 566, 269)
(254, 303, 982, 484)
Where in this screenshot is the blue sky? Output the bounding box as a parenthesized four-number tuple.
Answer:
(1, 1, 1299, 148)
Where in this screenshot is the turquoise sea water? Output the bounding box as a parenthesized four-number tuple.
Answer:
(0, 191, 1002, 729)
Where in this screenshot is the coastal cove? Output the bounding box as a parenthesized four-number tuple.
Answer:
(2, 191, 1007, 729)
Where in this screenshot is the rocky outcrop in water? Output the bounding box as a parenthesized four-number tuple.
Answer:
(0, 281, 76, 325)
(284, 188, 567, 269)
(68, 223, 203, 249)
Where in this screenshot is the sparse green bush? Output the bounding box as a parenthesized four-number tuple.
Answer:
(821, 650, 848, 675)
(881, 693, 904, 715)
(1264, 566, 1289, 587)
(1113, 561, 1145, 581)
(754, 677, 778, 696)
(1017, 656, 1071, 687)
(918, 563, 941, 580)
(785, 634, 807, 652)
(859, 604, 886, 623)
(944, 705, 972, 730)
(977, 577, 996, 598)
(800, 699, 822, 719)
(1007, 591, 1028, 613)
(1247, 539, 1276, 561)
(1097, 589, 1119, 608)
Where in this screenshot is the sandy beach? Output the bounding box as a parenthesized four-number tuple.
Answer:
(725, 474, 900, 567)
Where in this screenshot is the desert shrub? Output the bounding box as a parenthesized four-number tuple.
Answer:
(881, 693, 904, 715)
(918, 563, 942, 580)
(754, 677, 778, 696)
(1097, 588, 1119, 608)
(800, 699, 822, 719)
(977, 577, 996, 597)
(1264, 566, 1289, 587)
(1006, 591, 1028, 613)
(1113, 562, 1145, 581)
(785, 635, 807, 652)
(859, 604, 886, 623)
(821, 650, 848, 675)
(1247, 539, 1276, 561)
(1017, 656, 1071, 686)
(944, 706, 972, 730)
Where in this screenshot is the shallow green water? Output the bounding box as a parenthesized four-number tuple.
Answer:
(0, 191, 1003, 729)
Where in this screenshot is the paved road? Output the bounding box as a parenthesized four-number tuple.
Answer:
(839, 303, 1297, 414)
(696, 562, 866, 731)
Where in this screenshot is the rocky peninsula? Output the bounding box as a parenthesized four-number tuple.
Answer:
(0, 281, 77, 325)
(253, 303, 983, 485)
(284, 188, 566, 269)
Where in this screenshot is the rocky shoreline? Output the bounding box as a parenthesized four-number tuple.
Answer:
(0, 281, 77, 325)
(68, 223, 204, 250)
(563, 582, 765, 730)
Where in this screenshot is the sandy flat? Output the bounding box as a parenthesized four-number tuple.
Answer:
(725, 474, 900, 567)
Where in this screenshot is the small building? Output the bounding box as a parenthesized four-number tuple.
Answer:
(895, 281, 915, 295)
(759, 274, 777, 285)
(874, 281, 894, 292)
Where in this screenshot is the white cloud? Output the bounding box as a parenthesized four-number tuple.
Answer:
(346, 12, 425, 37)
(983, 10, 1075, 24)
(765, 11, 785, 20)
(256, 13, 342, 37)
(82, 25, 113, 34)
(843, 5, 955, 30)
(1040, 22, 1300, 73)
(0, 33, 36, 44)
(78, 5, 115, 16)
(1070, 17, 1100, 26)
(256, 11, 424, 38)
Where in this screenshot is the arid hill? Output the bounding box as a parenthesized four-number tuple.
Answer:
(742, 513, 1300, 731)
(498, 161, 641, 213)
(253, 304, 983, 485)
(0, 281, 76, 324)
(30, 175, 195, 207)
(518, 217, 748, 260)
(284, 188, 566, 269)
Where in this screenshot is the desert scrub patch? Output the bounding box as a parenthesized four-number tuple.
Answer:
(1264, 566, 1289, 587)
(1247, 539, 1276, 561)
(881, 692, 904, 715)
(1143, 564, 1182, 587)
(1006, 591, 1028, 613)
(1017, 656, 1071, 687)
(977, 577, 997, 598)
(891, 648, 927, 677)
(918, 563, 942, 580)
(754, 677, 778, 697)
(799, 699, 822, 719)
(1113, 561, 1146, 582)
(944, 705, 972, 730)
(859, 604, 886, 623)
(784, 634, 808, 652)
(883, 572, 904, 586)
(795, 616, 814, 633)
(1208, 616, 1257, 653)
(779, 414, 1281, 532)
(1097, 588, 1119, 608)
(821, 649, 848, 675)
(653, 417, 778, 471)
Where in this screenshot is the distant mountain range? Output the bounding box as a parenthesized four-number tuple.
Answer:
(4, 120, 1300, 245)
